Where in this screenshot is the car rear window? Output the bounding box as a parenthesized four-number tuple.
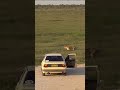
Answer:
(45, 56, 63, 61)
(24, 71, 35, 84)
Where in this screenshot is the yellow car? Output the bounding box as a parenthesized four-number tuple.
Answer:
(41, 53, 67, 76)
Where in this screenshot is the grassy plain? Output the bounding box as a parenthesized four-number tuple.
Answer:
(35, 5, 85, 65)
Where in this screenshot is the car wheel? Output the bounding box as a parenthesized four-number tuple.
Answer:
(42, 72, 45, 76)
(63, 72, 67, 76)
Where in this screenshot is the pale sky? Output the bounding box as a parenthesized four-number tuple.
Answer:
(35, 0, 85, 5)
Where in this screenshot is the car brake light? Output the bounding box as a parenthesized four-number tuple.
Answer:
(44, 64, 48, 67)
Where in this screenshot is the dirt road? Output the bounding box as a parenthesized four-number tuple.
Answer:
(35, 64, 85, 90)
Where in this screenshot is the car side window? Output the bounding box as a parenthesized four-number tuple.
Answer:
(24, 71, 35, 84)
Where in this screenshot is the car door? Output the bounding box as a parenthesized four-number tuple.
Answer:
(65, 53, 76, 67)
(85, 66, 100, 90)
(15, 69, 26, 90)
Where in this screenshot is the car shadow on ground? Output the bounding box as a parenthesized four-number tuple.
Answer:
(42, 67, 85, 76)
(38, 66, 85, 76)
(66, 67, 85, 76)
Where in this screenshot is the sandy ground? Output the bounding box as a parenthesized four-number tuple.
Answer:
(35, 64, 85, 90)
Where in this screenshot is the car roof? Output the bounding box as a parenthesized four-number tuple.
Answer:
(68, 53, 76, 55)
(85, 65, 98, 68)
(85, 66, 99, 71)
(45, 53, 62, 56)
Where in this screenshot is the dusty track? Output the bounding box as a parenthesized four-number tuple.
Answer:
(35, 64, 85, 90)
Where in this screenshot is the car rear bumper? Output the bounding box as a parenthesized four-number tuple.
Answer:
(42, 68, 66, 73)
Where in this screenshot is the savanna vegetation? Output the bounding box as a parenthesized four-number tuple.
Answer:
(35, 5, 85, 65)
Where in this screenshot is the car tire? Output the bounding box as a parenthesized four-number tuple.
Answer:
(63, 72, 67, 76)
(42, 72, 45, 76)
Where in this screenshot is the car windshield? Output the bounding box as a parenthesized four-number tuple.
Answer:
(45, 56, 63, 61)
(24, 71, 35, 84)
